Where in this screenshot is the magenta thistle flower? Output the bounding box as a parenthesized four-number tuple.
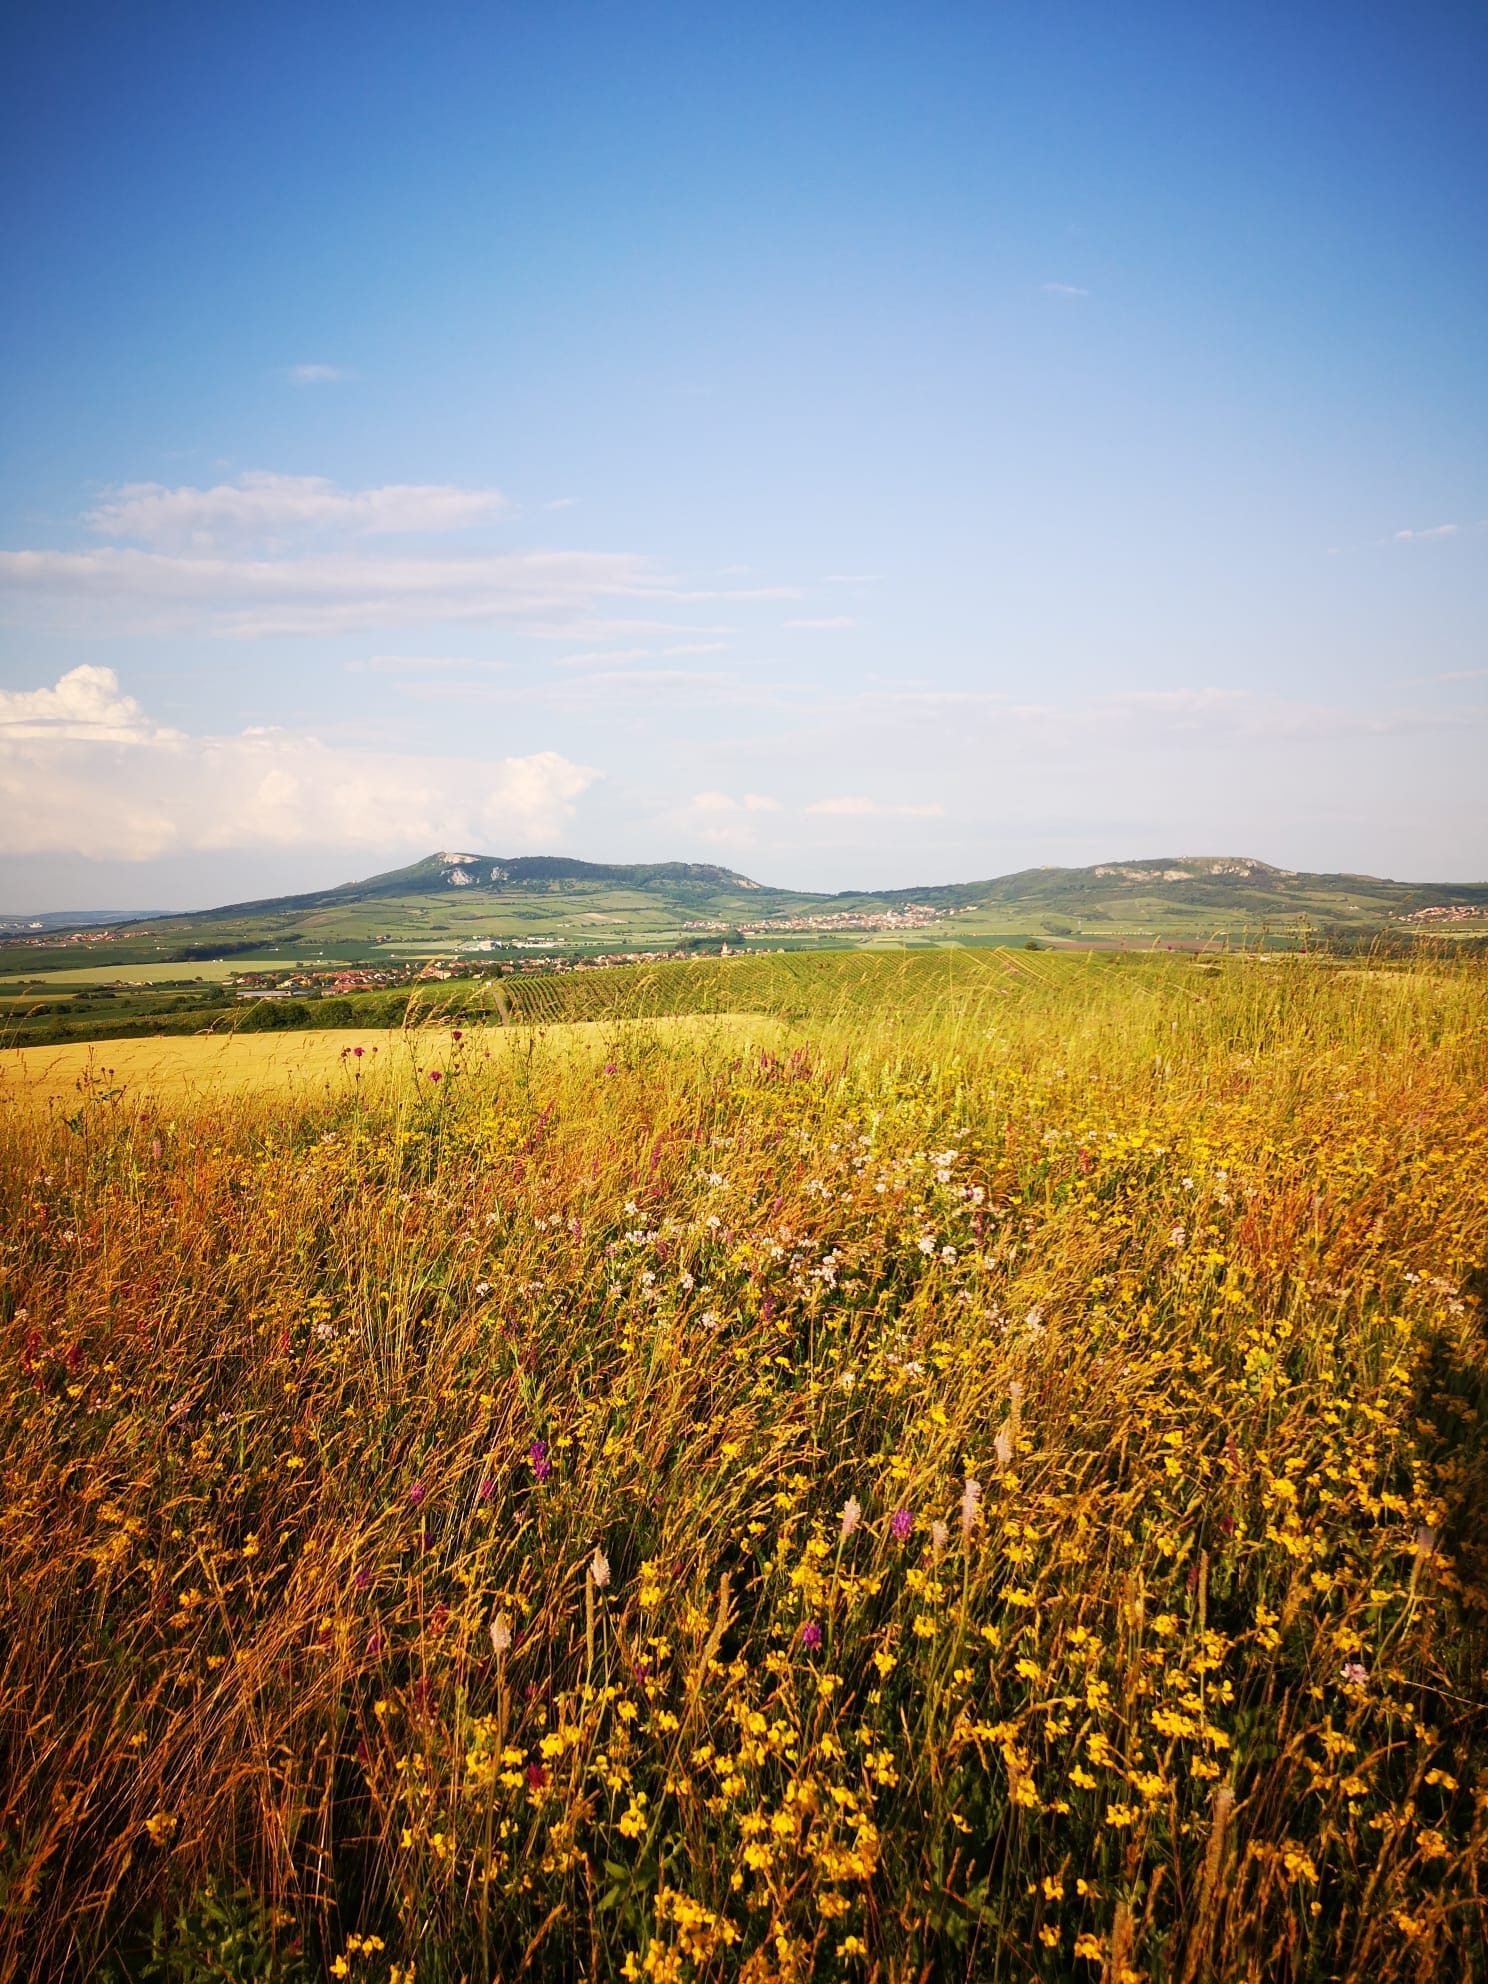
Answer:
(800, 1620, 823, 1650)
(477, 1476, 496, 1501)
(352, 1045, 364, 1058)
(408, 1480, 427, 1505)
(451, 1029, 463, 1042)
(429, 1069, 443, 1083)
(890, 1507, 913, 1543)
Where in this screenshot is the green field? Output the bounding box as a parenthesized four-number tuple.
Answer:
(5, 850, 1485, 991)
(2, 949, 1485, 1981)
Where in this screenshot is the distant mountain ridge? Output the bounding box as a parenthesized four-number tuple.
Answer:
(11, 849, 1488, 946)
(164, 850, 763, 923)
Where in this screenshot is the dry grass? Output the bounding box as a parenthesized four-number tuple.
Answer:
(0, 1015, 781, 1111)
(1, 954, 1485, 1983)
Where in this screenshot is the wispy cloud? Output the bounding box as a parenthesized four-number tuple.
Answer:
(544, 497, 578, 510)
(84, 471, 508, 549)
(0, 667, 596, 859)
(690, 791, 781, 814)
(286, 363, 350, 385)
(784, 615, 856, 630)
(1394, 523, 1459, 541)
(0, 474, 795, 638)
(345, 655, 506, 675)
(1041, 282, 1090, 298)
(805, 795, 944, 818)
(550, 641, 730, 670)
(0, 545, 668, 638)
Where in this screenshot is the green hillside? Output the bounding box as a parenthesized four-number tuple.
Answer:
(3, 850, 1486, 993)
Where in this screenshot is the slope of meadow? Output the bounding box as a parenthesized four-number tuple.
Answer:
(1, 955, 1485, 1982)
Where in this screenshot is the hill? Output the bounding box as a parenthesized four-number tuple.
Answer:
(3, 850, 1485, 987)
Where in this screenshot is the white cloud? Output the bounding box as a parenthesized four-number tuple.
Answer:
(0, 667, 596, 859)
(550, 647, 655, 669)
(346, 655, 500, 674)
(804, 795, 944, 818)
(83, 471, 508, 549)
(0, 544, 662, 638)
(544, 497, 578, 510)
(687, 791, 780, 816)
(1041, 282, 1090, 298)
(1394, 523, 1458, 541)
(0, 664, 181, 743)
(785, 616, 856, 630)
(287, 364, 349, 385)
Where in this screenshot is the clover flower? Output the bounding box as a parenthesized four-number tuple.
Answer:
(590, 1548, 611, 1589)
(840, 1495, 862, 1539)
(891, 1508, 913, 1543)
(800, 1620, 823, 1649)
(961, 1477, 983, 1534)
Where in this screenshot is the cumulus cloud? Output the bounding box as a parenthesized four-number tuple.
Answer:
(0, 664, 182, 743)
(83, 471, 508, 549)
(0, 667, 596, 860)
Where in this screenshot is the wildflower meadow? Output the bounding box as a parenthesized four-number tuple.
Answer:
(2, 951, 1485, 1982)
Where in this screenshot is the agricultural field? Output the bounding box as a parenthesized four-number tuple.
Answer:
(6, 850, 1485, 991)
(1, 952, 1485, 1982)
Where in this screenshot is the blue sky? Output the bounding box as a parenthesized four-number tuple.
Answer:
(2, 0, 1484, 907)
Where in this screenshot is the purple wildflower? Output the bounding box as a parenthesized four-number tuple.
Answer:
(800, 1620, 823, 1650)
(429, 1069, 443, 1084)
(891, 1508, 913, 1543)
(477, 1476, 496, 1501)
(409, 1480, 427, 1505)
(530, 1439, 552, 1484)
